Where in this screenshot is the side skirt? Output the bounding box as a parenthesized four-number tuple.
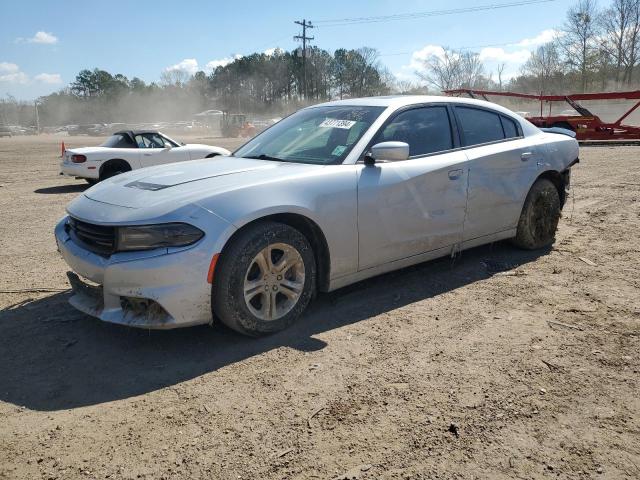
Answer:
(327, 228, 516, 292)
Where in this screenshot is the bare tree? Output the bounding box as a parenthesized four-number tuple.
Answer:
(522, 42, 564, 93)
(496, 63, 507, 90)
(417, 48, 485, 91)
(560, 0, 600, 92)
(600, 0, 640, 85)
(160, 69, 191, 87)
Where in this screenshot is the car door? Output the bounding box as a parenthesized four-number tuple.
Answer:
(357, 105, 469, 270)
(136, 133, 189, 167)
(453, 106, 540, 241)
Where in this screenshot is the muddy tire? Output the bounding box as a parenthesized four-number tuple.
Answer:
(212, 221, 316, 336)
(512, 178, 561, 250)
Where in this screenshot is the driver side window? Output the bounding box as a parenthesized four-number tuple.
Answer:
(375, 106, 454, 159)
(135, 133, 166, 148)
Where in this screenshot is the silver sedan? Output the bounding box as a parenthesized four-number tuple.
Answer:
(55, 95, 579, 335)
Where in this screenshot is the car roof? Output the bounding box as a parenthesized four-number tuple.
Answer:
(113, 129, 162, 136)
(311, 95, 519, 117)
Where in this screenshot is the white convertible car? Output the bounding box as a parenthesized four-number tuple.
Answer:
(55, 96, 579, 336)
(60, 130, 230, 184)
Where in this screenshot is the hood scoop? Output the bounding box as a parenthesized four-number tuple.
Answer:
(125, 181, 169, 191)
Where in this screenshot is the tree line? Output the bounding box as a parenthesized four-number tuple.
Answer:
(419, 0, 640, 94)
(2, 0, 640, 128)
(1, 46, 392, 127)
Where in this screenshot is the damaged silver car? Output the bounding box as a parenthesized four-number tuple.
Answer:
(55, 95, 579, 335)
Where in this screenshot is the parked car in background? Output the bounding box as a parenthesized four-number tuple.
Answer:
(71, 124, 107, 136)
(60, 130, 230, 184)
(0, 126, 12, 138)
(56, 96, 578, 336)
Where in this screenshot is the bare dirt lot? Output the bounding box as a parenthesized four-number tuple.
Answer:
(0, 135, 638, 480)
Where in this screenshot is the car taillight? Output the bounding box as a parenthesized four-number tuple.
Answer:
(72, 154, 86, 163)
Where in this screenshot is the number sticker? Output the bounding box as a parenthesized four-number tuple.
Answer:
(319, 118, 357, 129)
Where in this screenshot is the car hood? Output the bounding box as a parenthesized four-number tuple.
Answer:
(75, 156, 323, 221)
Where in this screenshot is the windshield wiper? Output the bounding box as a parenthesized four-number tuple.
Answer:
(244, 154, 286, 162)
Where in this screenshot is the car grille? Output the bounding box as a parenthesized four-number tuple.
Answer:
(66, 217, 116, 256)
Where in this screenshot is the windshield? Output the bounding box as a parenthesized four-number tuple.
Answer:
(100, 133, 136, 148)
(234, 105, 385, 164)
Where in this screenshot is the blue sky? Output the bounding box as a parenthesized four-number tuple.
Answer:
(0, 0, 578, 100)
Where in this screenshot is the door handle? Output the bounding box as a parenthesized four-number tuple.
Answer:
(521, 152, 533, 161)
(448, 169, 463, 180)
(143, 153, 153, 156)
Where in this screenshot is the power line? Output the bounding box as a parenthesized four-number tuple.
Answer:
(379, 41, 529, 58)
(294, 19, 314, 99)
(313, 0, 558, 27)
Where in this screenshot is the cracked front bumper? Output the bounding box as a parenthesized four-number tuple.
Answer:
(55, 215, 231, 329)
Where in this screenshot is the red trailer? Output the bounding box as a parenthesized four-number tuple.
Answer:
(445, 89, 640, 141)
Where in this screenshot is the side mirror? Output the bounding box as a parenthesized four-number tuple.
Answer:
(163, 144, 172, 150)
(365, 141, 410, 165)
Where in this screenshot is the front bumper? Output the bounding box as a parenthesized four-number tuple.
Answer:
(55, 215, 232, 329)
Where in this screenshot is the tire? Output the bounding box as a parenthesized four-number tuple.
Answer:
(85, 178, 98, 186)
(100, 162, 130, 181)
(512, 178, 561, 250)
(212, 221, 316, 336)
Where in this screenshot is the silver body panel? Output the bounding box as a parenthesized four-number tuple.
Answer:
(55, 95, 579, 329)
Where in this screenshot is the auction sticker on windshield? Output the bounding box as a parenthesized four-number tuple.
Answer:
(319, 119, 357, 129)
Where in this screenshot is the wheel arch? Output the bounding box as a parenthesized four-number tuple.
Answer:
(220, 212, 331, 292)
(99, 158, 132, 178)
(536, 169, 566, 206)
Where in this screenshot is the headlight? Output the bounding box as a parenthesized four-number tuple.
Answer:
(117, 223, 204, 251)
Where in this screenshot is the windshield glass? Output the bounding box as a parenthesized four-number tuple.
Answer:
(100, 133, 136, 148)
(234, 105, 385, 164)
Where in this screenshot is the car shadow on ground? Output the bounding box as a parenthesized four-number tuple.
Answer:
(34, 184, 88, 194)
(0, 242, 550, 411)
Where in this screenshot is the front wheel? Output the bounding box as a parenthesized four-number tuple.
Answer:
(212, 221, 316, 336)
(512, 178, 561, 250)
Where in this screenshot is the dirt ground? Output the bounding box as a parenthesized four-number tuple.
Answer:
(0, 135, 638, 480)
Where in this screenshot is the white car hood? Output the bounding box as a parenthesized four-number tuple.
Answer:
(75, 157, 322, 220)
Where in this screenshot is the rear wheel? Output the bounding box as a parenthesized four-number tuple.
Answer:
(212, 221, 316, 336)
(512, 178, 561, 250)
(99, 161, 131, 182)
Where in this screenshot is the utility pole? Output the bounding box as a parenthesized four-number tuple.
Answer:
(294, 19, 314, 100)
(34, 100, 40, 135)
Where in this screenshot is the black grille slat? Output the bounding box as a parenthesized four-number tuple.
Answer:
(74, 223, 113, 237)
(67, 217, 116, 256)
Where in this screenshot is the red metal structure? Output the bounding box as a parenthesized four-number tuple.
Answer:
(445, 89, 640, 141)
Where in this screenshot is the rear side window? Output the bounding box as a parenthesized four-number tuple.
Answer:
(456, 107, 505, 146)
(377, 106, 453, 157)
(100, 134, 136, 148)
(501, 115, 519, 138)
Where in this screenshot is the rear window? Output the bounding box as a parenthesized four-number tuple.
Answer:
(501, 116, 519, 138)
(456, 107, 504, 146)
(101, 134, 136, 148)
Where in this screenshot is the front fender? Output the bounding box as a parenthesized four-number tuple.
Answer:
(198, 165, 359, 280)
